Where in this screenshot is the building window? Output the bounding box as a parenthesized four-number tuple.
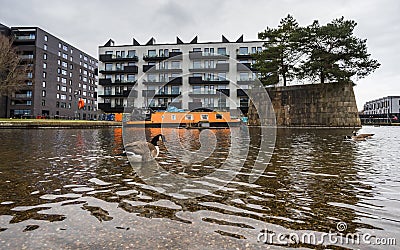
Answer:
(127, 74, 135, 82)
(63, 53, 68, 59)
(27, 72, 33, 78)
(42, 90, 46, 97)
(147, 50, 156, 57)
(42, 81, 46, 88)
(27, 81, 32, 86)
(128, 50, 136, 57)
(239, 47, 249, 55)
(171, 61, 181, 69)
(43, 63, 47, 69)
(44, 35, 48, 41)
(43, 54, 47, 60)
(193, 48, 202, 52)
(62, 61, 68, 68)
(217, 47, 227, 55)
(43, 72, 46, 78)
(171, 86, 180, 95)
(204, 48, 214, 55)
(44, 44, 47, 50)
(63, 44, 68, 51)
(193, 60, 201, 69)
(41, 100, 46, 106)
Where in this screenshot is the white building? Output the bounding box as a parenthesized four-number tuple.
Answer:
(97, 36, 263, 117)
(363, 96, 400, 115)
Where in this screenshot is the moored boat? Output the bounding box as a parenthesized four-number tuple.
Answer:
(125, 111, 241, 128)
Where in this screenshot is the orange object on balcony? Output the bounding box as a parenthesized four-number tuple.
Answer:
(78, 98, 85, 109)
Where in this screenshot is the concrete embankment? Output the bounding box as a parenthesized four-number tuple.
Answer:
(0, 119, 121, 129)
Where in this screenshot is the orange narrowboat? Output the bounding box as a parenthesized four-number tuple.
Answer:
(125, 111, 241, 128)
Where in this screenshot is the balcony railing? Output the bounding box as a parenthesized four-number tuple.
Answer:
(188, 76, 230, 85)
(14, 35, 36, 40)
(143, 65, 182, 73)
(99, 78, 137, 85)
(189, 63, 229, 72)
(143, 51, 183, 61)
(237, 63, 257, 71)
(188, 89, 229, 96)
(20, 55, 34, 60)
(14, 94, 32, 99)
(99, 65, 138, 74)
(99, 54, 139, 62)
(236, 53, 257, 59)
(189, 51, 230, 60)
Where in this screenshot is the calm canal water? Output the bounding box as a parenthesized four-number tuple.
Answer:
(0, 126, 399, 249)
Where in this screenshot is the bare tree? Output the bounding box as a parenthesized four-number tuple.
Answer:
(0, 34, 27, 96)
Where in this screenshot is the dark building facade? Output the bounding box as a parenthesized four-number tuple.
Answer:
(0, 23, 98, 119)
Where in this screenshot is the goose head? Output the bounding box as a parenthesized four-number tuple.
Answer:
(150, 134, 166, 147)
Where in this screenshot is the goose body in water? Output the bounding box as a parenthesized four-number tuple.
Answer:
(123, 134, 166, 162)
(345, 131, 374, 141)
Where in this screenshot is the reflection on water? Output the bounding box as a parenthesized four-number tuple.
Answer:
(0, 127, 399, 249)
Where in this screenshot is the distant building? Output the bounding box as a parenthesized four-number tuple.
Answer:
(97, 35, 262, 117)
(0, 23, 98, 119)
(360, 96, 400, 124)
(363, 96, 400, 115)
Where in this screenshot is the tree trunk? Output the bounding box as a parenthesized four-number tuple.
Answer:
(320, 70, 325, 84)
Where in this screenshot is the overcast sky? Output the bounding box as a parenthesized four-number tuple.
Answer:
(1, 0, 399, 110)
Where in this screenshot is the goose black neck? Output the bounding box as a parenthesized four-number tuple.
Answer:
(150, 135, 161, 146)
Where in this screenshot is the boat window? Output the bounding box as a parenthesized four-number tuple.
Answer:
(185, 114, 193, 120)
(171, 114, 176, 120)
(216, 114, 223, 119)
(201, 114, 209, 120)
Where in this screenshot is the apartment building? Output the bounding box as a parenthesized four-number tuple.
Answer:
(97, 36, 263, 117)
(0, 23, 98, 119)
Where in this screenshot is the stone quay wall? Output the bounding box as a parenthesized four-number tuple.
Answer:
(248, 82, 361, 127)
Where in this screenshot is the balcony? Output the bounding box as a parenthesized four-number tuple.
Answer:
(189, 51, 230, 60)
(189, 63, 229, 72)
(237, 79, 256, 85)
(99, 54, 139, 62)
(13, 94, 32, 99)
(99, 78, 137, 85)
(20, 54, 34, 60)
(99, 65, 138, 74)
(143, 51, 183, 61)
(142, 77, 182, 85)
(142, 65, 182, 73)
(188, 76, 230, 85)
(237, 63, 257, 71)
(98, 103, 124, 113)
(98, 90, 137, 98)
(13, 33, 36, 44)
(188, 102, 230, 111)
(237, 89, 249, 97)
(188, 89, 230, 97)
(236, 53, 255, 60)
(154, 91, 181, 98)
(142, 90, 156, 97)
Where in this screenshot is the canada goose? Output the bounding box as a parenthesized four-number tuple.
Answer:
(123, 134, 166, 162)
(345, 131, 374, 141)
